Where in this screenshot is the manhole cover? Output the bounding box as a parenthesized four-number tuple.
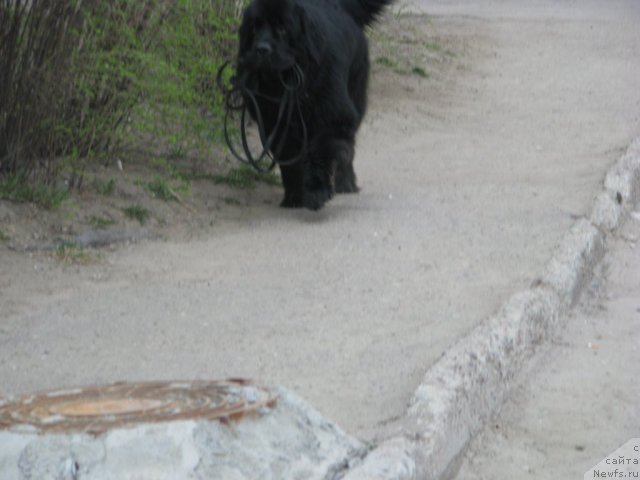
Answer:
(0, 379, 276, 435)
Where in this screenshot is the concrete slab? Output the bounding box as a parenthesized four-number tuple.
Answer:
(0, 381, 365, 480)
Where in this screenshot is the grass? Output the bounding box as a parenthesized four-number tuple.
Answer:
(375, 56, 409, 75)
(145, 178, 177, 201)
(375, 56, 399, 69)
(184, 165, 281, 189)
(140, 167, 190, 201)
(0, 175, 68, 209)
(372, 21, 456, 80)
(377, 57, 430, 78)
(214, 166, 281, 189)
(412, 66, 429, 78)
(122, 205, 150, 224)
(0, 229, 8, 242)
(51, 245, 102, 265)
(222, 197, 242, 206)
(95, 178, 116, 196)
(88, 215, 116, 229)
(424, 41, 455, 57)
(424, 41, 442, 52)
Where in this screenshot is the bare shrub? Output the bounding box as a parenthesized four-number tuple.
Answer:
(0, 0, 238, 197)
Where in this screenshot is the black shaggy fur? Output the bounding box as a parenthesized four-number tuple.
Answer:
(236, 0, 392, 210)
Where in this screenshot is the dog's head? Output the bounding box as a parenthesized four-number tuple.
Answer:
(237, 0, 320, 75)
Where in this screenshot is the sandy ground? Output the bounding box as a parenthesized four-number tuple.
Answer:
(1, 0, 639, 444)
(455, 209, 640, 480)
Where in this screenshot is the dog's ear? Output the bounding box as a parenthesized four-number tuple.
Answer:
(256, 0, 288, 20)
(238, 4, 255, 54)
(294, 4, 323, 64)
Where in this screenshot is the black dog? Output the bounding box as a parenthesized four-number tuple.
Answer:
(234, 0, 392, 210)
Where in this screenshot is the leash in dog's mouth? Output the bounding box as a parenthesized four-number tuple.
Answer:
(216, 62, 308, 173)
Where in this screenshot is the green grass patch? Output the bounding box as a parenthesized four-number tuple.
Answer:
(88, 215, 116, 229)
(145, 178, 176, 201)
(122, 205, 150, 224)
(424, 42, 456, 57)
(95, 178, 116, 196)
(375, 56, 398, 68)
(375, 56, 407, 75)
(0, 175, 68, 209)
(222, 197, 242, 206)
(214, 166, 281, 189)
(184, 165, 281, 189)
(424, 41, 442, 52)
(412, 66, 429, 78)
(52, 245, 102, 265)
(140, 166, 190, 201)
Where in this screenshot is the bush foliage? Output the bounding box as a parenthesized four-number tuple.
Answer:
(0, 0, 239, 195)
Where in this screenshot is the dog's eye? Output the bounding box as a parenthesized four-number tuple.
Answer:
(275, 27, 287, 38)
(252, 20, 263, 33)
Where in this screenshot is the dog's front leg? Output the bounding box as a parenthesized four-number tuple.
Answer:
(334, 139, 359, 194)
(303, 137, 339, 211)
(279, 162, 305, 208)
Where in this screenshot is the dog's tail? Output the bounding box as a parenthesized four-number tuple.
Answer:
(341, 0, 393, 27)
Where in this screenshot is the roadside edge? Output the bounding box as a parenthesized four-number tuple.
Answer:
(342, 138, 640, 480)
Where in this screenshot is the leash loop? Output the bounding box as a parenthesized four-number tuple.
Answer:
(217, 62, 308, 173)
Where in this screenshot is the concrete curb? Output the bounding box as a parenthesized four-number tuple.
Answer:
(342, 137, 640, 480)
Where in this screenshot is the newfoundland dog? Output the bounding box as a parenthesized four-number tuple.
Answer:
(233, 0, 393, 210)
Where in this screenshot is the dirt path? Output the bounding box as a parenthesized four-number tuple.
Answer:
(1, 0, 639, 443)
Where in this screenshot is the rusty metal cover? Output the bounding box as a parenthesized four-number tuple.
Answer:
(0, 379, 276, 435)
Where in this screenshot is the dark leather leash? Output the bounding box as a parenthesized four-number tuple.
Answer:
(217, 62, 308, 173)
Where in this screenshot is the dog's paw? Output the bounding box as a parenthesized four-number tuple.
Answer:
(334, 176, 359, 194)
(303, 186, 333, 210)
(280, 194, 304, 208)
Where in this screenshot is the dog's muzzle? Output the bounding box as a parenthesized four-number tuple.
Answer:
(255, 41, 272, 57)
(244, 39, 296, 73)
